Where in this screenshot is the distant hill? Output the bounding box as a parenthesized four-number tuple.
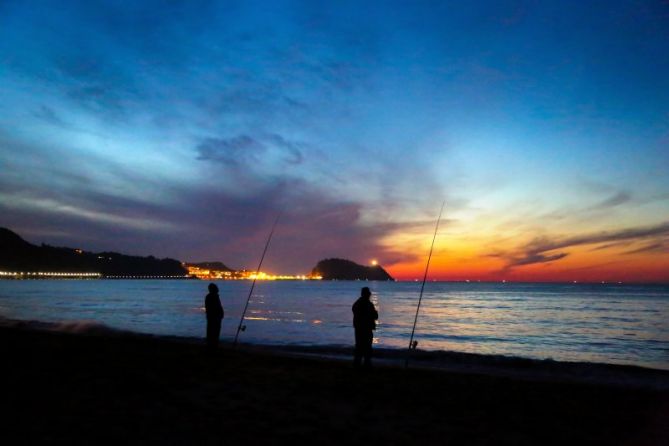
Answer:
(0, 227, 187, 276)
(186, 261, 233, 272)
(311, 258, 394, 281)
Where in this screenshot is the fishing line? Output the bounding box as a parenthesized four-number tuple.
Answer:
(405, 201, 445, 368)
(233, 212, 282, 347)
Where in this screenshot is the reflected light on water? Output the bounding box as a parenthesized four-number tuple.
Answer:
(0, 280, 667, 369)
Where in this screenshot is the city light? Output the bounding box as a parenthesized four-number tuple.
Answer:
(0, 269, 323, 281)
(0, 271, 101, 278)
(186, 265, 322, 281)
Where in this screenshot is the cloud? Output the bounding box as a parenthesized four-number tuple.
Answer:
(161, 175, 426, 272)
(32, 105, 69, 128)
(0, 108, 434, 273)
(589, 241, 631, 251)
(196, 135, 266, 166)
(196, 133, 304, 167)
(67, 85, 124, 113)
(1, 195, 176, 232)
(623, 242, 668, 255)
(562, 222, 669, 247)
(592, 191, 632, 209)
(500, 222, 669, 269)
(509, 251, 569, 267)
(0, 148, 422, 272)
(264, 133, 305, 165)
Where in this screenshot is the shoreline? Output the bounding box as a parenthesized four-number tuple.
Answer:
(3, 316, 669, 390)
(3, 323, 669, 444)
(2, 276, 669, 285)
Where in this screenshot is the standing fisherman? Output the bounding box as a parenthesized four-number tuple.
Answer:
(205, 283, 224, 352)
(352, 287, 378, 368)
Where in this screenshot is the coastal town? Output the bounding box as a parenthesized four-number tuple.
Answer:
(184, 263, 322, 281)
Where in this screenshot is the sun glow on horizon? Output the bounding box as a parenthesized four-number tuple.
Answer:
(380, 217, 669, 283)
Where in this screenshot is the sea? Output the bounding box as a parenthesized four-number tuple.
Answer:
(0, 280, 668, 370)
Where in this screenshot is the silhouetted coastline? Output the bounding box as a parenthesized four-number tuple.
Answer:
(312, 258, 395, 280)
(0, 227, 187, 277)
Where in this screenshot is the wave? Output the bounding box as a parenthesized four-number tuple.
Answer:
(0, 316, 124, 335)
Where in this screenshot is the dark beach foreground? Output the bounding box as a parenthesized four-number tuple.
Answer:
(2, 325, 668, 445)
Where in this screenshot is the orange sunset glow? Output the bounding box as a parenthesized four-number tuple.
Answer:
(381, 218, 669, 283)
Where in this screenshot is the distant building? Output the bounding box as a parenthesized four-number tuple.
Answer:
(184, 264, 321, 281)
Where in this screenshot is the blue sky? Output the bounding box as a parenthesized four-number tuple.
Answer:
(1, 1, 668, 278)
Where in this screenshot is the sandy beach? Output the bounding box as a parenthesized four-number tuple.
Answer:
(2, 323, 668, 445)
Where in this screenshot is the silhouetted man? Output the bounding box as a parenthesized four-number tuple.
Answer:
(352, 286, 378, 368)
(205, 283, 224, 352)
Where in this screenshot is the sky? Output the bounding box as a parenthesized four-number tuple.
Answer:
(1, 1, 668, 282)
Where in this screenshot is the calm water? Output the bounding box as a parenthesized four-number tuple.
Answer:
(0, 280, 668, 369)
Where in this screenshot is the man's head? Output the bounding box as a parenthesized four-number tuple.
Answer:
(361, 287, 371, 299)
(208, 283, 219, 294)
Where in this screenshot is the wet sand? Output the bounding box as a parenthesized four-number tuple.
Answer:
(3, 325, 668, 445)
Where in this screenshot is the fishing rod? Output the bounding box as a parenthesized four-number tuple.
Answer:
(405, 201, 445, 368)
(233, 212, 282, 347)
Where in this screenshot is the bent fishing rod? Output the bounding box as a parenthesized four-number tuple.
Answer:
(233, 212, 282, 347)
(405, 201, 445, 368)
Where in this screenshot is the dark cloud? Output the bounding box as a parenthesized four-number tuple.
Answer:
(589, 241, 631, 251)
(196, 136, 266, 166)
(33, 106, 68, 128)
(592, 191, 632, 209)
(500, 222, 669, 269)
(0, 142, 418, 273)
(196, 133, 305, 168)
(65, 81, 140, 118)
(0, 116, 427, 274)
(623, 242, 668, 255)
(265, 133, 305, 165)
(509, 252, 569, 267)
(561, 222, 669, 247)
(160, 175, 423, 272)
(68, 85, 113, 105)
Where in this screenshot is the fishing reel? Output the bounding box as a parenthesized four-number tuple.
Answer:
(240, 325, 247, 332)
